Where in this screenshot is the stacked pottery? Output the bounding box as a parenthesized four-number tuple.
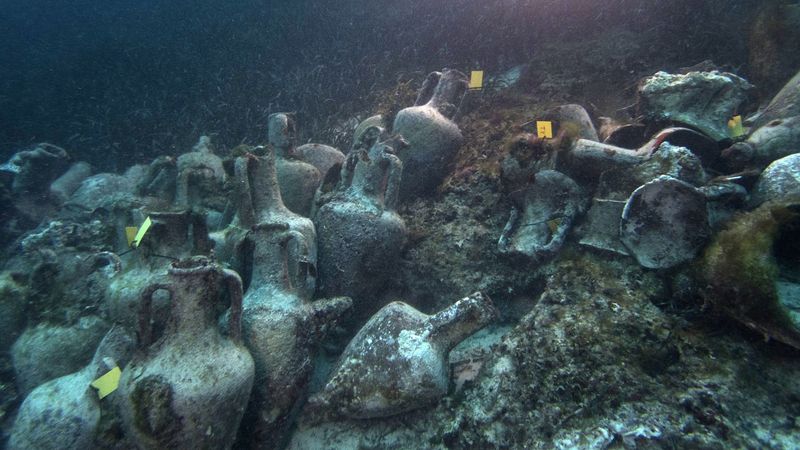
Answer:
(105, 210, 211, 330)
(8, 327, 135, 450)
(232, 150, 317, 296)
(117, 256, 254, 450)
(393, 69, 469, 201)
(268, 113, 323, 217)
(174, 135, 227, 213)
(314, 132, 407, 317)
(232, 149, 350, 447)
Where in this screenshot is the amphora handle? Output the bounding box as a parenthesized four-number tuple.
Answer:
(222, 268, 244, 342)
(138, 283, 174, 348)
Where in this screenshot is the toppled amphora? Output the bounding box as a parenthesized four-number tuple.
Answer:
(309, 292, 497, 419)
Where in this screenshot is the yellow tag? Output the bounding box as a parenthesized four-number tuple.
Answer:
(90, 366, 121, 399)
(130, 216, 152, 249)
(536, 121, 554, 139)
(125, 227, 138, 247)
(468, 71, 484, 90)
(728, 115, 744, 138)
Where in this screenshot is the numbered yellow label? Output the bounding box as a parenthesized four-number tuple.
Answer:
(125, 227, 138, 247)
(469, 70, 484, 90)
(728, 115, 744, 138)
(536, 121, 554, 139)
(90, 366, 121, 399)
(130, 216, 152, 249)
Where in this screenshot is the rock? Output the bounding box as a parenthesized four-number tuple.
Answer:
(748, 5, 800, 97)
(722, 116, 800, 171)
(393, 69, 468, 201)
(498, 170, 587, 261)
(8, 327, 134, 450)
(11, 315, 109, 394)
(620, 176, 711, 269)
(750, 153, 800, 207)
(308, 292, 497, 419)
(637, 71, 753, 142)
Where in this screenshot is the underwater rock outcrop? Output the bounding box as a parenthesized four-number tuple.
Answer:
(8, 327, 134, 450)
(315, 132, 407, 317)
(308, 292, 497, 419)
(393, 69, 468, 201)
(118, 257, 254, 450)
(637, 70, 753, 142)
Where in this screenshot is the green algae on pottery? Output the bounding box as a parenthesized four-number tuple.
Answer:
(702, 201, 800, 348)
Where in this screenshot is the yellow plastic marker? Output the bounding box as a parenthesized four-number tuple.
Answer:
(125, 227, 138, 247)
(90, 366, 121, 399)
(469, 70, 484, 90)
(728, 115, 745, 138)
(130, 216, 153, 249)
(536, 121, 554, 139)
